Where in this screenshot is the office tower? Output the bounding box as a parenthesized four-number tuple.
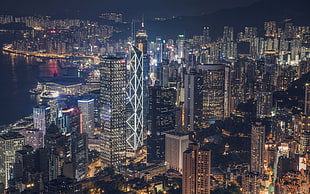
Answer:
(148, 86, 176, 134)
(177, 34, 186, 63)
(184, 68, 199, 132)
(155, 37, 163, 63)
(55, 107, 81, 134)
(183, 144, 211, 194)
(250, 122, 265, 174)
(147, 86, 176, 163)
(78, 99, 95, 136)
(13, 146, 39, 193)
(33, 105, 51, 134)
(156, 59, 169, 87)
(55, 107, 88, 181)
(0, 132, 25, 189)
(136, 22, 149, 82)
(135, 22, 150, 143)
(126, 45, 144, 151)
(72, 133, 88, 181)
(165, 133, 189, 172)
(44, 124, 67, 182)
(184, 64, 230, 130)
(256, 53, 276, 118)
(20, 128, 44, 150)
(99, 56, 127, 166)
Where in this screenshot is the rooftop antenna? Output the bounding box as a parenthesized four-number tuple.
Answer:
(141, 14, 144, 28)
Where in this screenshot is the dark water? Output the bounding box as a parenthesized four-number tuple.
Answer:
(0, 51, 62, 125)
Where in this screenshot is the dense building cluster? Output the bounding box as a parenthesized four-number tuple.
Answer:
(0, 13, 310, 194)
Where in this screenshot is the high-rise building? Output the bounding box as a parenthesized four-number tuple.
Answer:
(99, 56, 127, 166)
(242, 172, 260, 194)
(147, 86, 176, 163)
(184, 64, 231, 130)
(300, 86, 310, 154)
(44, 124, 67, 182)
(203, 27, 211, 45)
(0, 132, 25, 189)
(55, 107, 81, 134)
(136, 22, 149, 82)
(223, 26, 234, 42)
(78, 99, 95, 136)
(126, 46, 144, 151)
(177, 34, 186, 63)
(20, 128, 44, 150)
(33, 105, 51, 134)
(183, 144, 211, 194)
(135, 22, 150, 144)
(250, 122, 265, 174)
(305, 83, 310, 116)
(165, 133, 190, 172)
(264, 21, 277, 37)
(148, 86, 176, 135)
(184, 68, 199, 132)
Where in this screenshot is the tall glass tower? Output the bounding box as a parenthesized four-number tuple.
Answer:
(78, 99, 95, 136)
(126, 45, 144, 151)
(99, 56, 127, 166)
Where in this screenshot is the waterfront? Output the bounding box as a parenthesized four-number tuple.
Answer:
(0, 51, 62, 125)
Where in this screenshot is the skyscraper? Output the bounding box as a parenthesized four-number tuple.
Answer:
(301, 85, 310, 154)
(184, 64, 231, 130)
(147, 86, 176, 163)
(126, 45, 144, 151)
(78, 99, 95, 136)
(250, 122, 265, 174)
(183, 143, 211, 194)
(305, 83, 310, 116)
(33, 105, 51, 134)
(99, 56, 127, 166)
(0, 132, 25, 189)
(136, 22, 149, 82)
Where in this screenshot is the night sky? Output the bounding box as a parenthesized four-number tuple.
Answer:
(0, 0, 261, 19)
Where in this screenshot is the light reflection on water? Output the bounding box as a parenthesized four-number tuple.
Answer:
(0, 52, 63, 125)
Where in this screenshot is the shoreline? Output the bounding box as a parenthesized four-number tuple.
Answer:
(2, 45, 100, 62)
(2, 45, 72, 59)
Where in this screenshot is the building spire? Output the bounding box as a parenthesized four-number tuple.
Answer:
(141, 14, 144, 28)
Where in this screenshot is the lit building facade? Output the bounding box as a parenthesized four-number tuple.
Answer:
(33, 105, 51, 134)
(99, 56, 127, 166)
(184, 64, 230, 130)
(183, 144, 211, 194)
(250, 122, 265, 174)
(0, 132, 25, 189)
(147, 86, 176, 163)
(126, 46, 144, 151)
(165, 133, 189, 172)
(20, 128, 44, 150)
(78, 99, 95, 136)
